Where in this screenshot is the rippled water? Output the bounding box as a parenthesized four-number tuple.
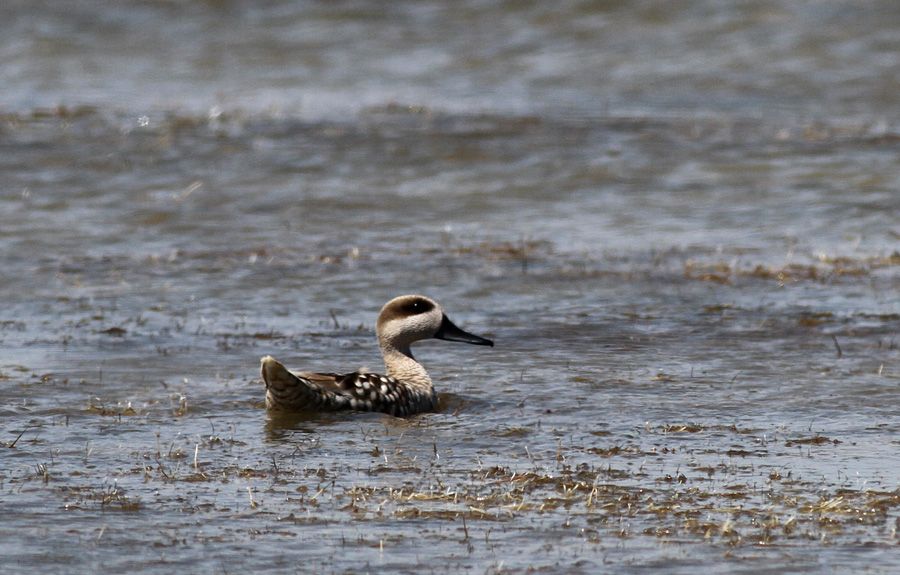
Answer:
(2, 2, 899, 573)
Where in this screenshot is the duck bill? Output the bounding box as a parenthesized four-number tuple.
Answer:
(434, 314, 494, 347)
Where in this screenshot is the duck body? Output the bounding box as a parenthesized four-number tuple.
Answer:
(261, 295, 493, 416)
(260, 359, 437, 417)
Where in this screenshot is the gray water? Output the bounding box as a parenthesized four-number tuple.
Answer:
(1, 1, 899, 573)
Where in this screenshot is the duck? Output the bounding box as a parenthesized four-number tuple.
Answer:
(260, 294, 493, 416)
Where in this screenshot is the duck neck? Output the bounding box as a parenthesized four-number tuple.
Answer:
(380, 343, 433, 392)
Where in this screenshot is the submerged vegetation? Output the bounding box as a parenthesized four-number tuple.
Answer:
(3, 394, 898, 573)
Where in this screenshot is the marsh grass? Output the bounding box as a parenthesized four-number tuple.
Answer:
(27, 417, 888, 553)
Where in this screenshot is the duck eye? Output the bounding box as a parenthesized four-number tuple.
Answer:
(402, 299, 433, 314)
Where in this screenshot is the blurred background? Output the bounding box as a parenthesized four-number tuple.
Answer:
(3, 1, 899, 119)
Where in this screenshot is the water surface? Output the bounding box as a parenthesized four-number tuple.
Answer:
(1, 1, 899, 573)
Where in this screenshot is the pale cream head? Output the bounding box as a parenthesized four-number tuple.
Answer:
(376, 294, 494, 356)
(376, 294, 444, 351)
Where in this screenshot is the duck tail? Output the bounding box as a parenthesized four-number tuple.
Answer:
(260, 355, 320, 411)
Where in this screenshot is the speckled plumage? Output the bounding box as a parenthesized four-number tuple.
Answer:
(260, 295, 493, 416)
(261, 360, 436, 416)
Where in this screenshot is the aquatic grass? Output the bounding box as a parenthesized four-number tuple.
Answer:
(6, 412, 898, 567)
(684, 252, 900, 286)
(59, 484, 142, 512)
(784, 435, 841, 447)
(87, 399, 139, 417)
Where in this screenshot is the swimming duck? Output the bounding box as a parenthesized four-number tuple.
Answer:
(260, 294, 493, 416)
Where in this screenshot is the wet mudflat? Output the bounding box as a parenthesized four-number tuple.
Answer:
(1, 1, 899, 573)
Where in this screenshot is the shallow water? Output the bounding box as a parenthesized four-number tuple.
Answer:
(2, 1, 899, 573)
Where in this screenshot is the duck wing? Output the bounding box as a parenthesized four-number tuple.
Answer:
(260, 356, 434, 416)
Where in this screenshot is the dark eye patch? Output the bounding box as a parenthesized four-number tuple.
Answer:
(401, 298, 434, 315)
